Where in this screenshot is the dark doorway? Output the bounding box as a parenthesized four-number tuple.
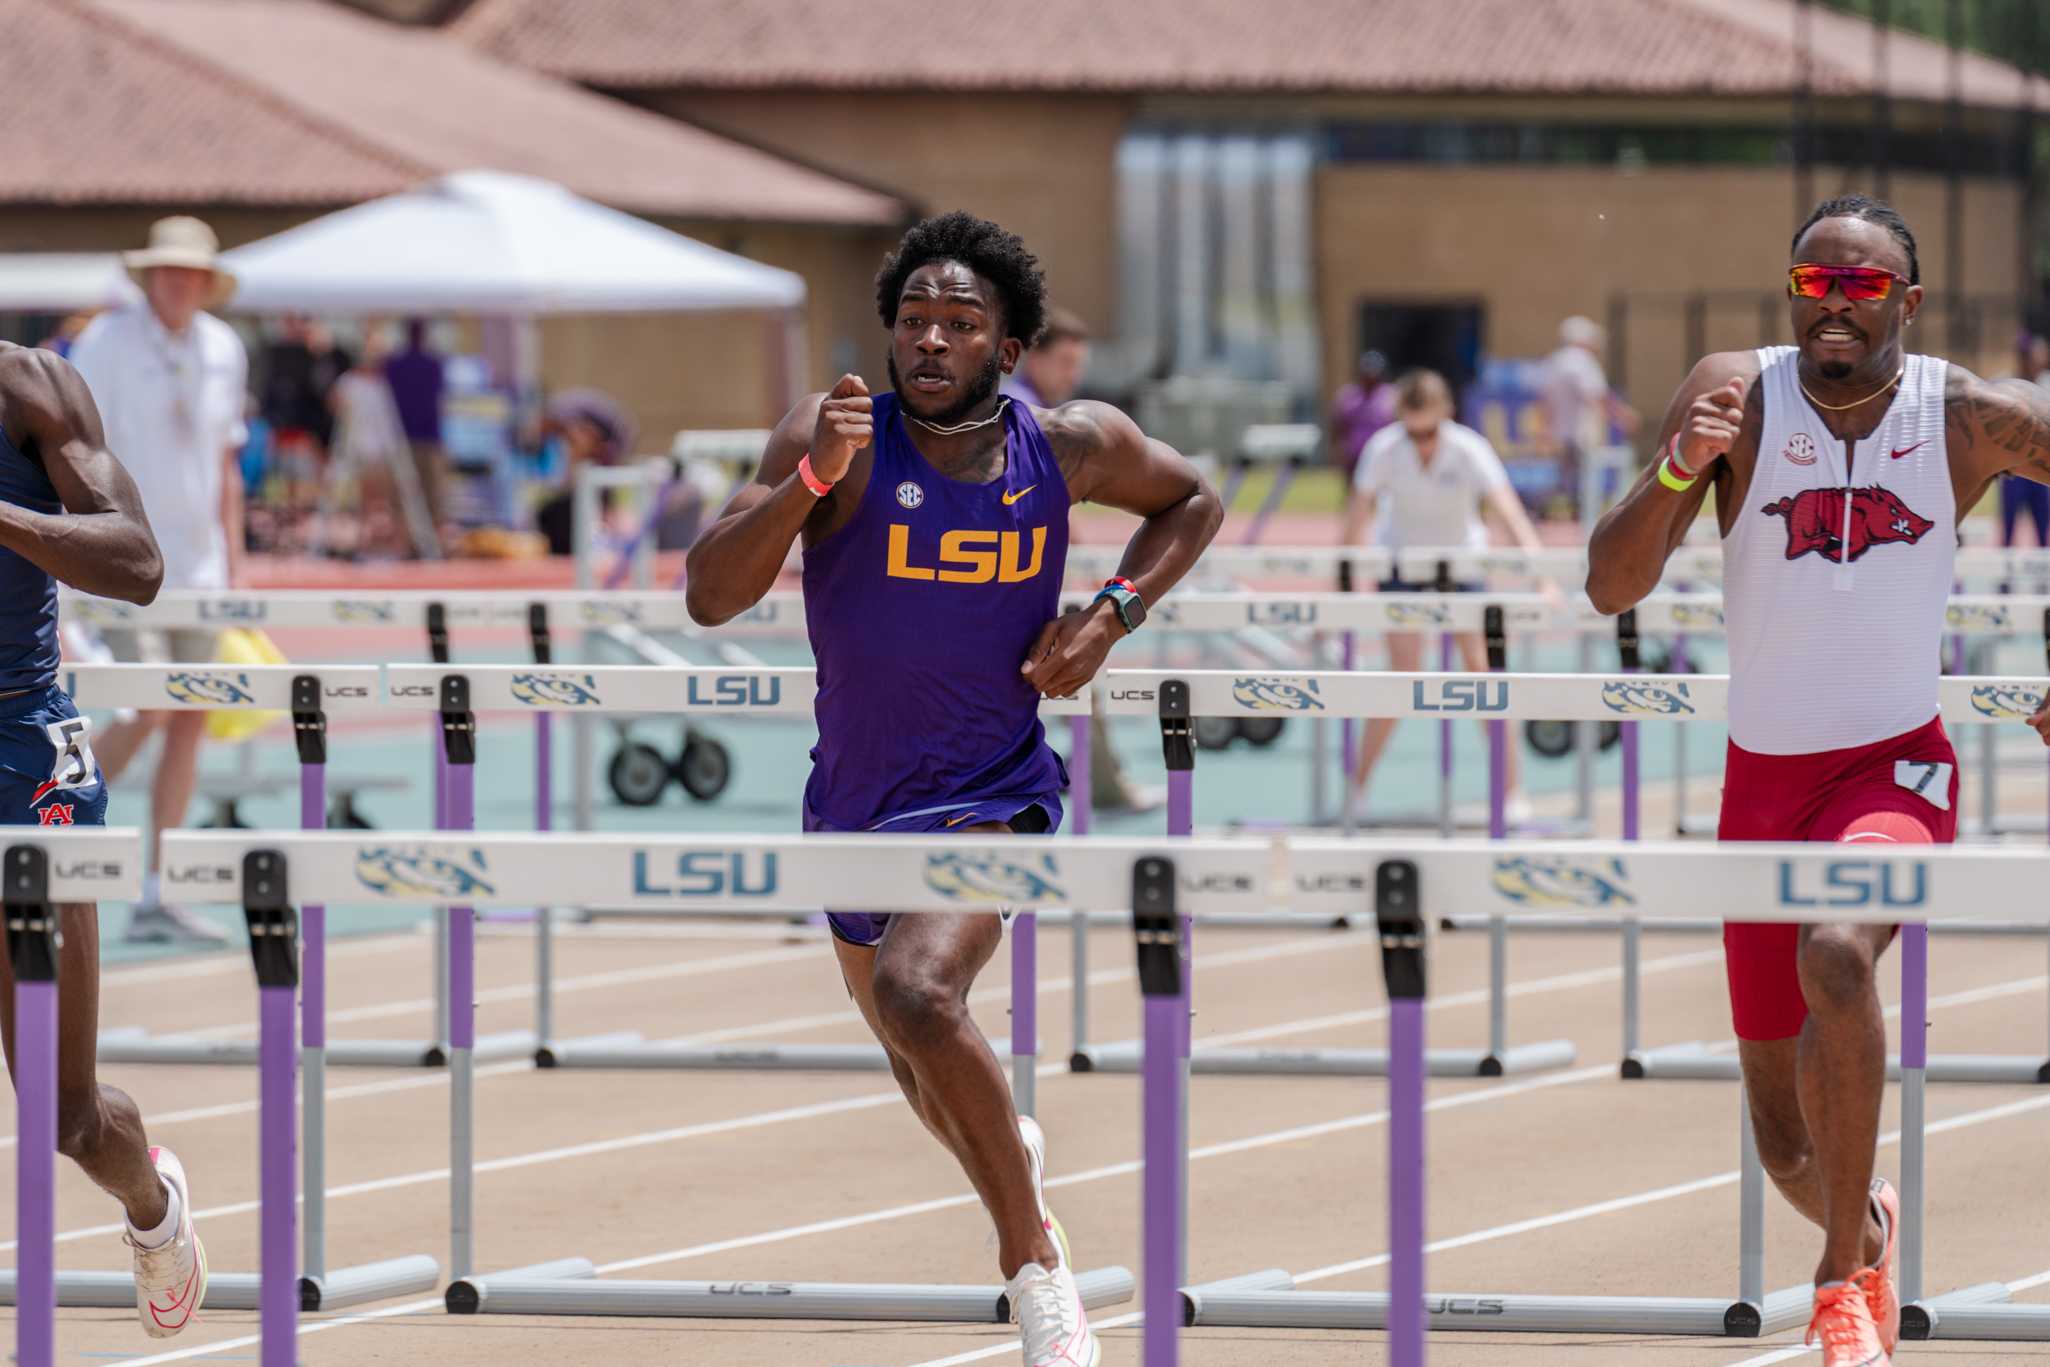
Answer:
(1355, 300, 1485, 395)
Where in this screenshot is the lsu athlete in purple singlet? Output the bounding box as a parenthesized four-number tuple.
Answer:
(687, 211, 1221, 1367)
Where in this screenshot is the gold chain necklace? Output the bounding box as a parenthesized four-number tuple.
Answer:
(1798, 363, 1905, 413)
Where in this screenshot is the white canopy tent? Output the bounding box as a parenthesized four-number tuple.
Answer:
(218, 169, 807, 318)
(0, 254, 139, 313)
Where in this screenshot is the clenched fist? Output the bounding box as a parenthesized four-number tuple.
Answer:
(1675, 377, 1747, 474)
(810, 374, 873, 484)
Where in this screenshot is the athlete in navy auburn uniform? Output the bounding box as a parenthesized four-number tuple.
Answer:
(688, 212, 1221, 1367)
(1589, 194, 2050, 1367)
(0, 343, 213, 1338)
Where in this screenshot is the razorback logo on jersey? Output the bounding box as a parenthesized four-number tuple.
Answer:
(1761, 486, 1933, 564)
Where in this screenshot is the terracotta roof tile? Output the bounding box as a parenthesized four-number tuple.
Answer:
(93, 0, 903, 223)
(452, 0, 2044, 105)
(3, 0, 415, 206)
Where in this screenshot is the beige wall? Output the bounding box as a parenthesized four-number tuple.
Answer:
(646, 92, 1136, 332)
(1313, 163, 2024, 437)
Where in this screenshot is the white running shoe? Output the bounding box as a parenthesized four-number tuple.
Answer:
(126, 1147, 207, 1338)
(1008, 1262, 1100, 1367)
(1017, 1115, 1071, 1268)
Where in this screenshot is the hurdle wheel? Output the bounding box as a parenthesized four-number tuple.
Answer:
(675, 734, 732, 801)
(1193, 717, 1239, 750)
(1523, 718, 1575, 759)
(1598, 720, 1622, 751)
(1236, 717, 1286, 747)
(607, 741, 674, 807)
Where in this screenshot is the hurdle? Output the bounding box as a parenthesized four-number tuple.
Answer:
(131, 830, 2050, 1366)
(381, 662, 1088, 1081)
(154, 830, 1147, 1357)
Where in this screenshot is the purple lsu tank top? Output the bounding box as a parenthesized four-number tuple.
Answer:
(801, 391, 1070, 829)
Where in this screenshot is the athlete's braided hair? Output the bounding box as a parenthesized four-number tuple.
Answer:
(1791, 194, 1920, 285)
(875, 211, 1048, 347)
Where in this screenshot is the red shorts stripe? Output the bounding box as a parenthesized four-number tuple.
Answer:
(1718, 715, 1955, 1041)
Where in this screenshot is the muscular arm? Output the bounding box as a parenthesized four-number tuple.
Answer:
(1945, 365, 2050, 497)
(0, 348, 163, 604)
(683, 394, 831, 626)
(1048, 401, 1222, 607)
(1585, 350, 1760, 614)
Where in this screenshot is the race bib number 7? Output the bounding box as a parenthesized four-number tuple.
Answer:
(1894, 759, 1952, 812)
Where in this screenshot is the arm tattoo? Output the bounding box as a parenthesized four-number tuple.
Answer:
(1948, 367, 2050, 482)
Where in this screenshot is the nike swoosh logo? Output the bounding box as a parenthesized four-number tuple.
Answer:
(1001, 486, 1036, 505)
(1890, 441, 1925, 460)
(943, 811, 981, 828)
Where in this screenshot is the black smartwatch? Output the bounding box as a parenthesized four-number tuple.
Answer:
(1092, 577, 1147, 633)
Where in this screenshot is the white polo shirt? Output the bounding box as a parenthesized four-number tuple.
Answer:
(70, 304, 247, 590)
(1352, 419, 1510, 550)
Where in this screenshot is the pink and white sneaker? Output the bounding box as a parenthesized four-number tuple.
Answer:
(1007, 1261, 1100, 1367)
(125, 1146, 207, 1338)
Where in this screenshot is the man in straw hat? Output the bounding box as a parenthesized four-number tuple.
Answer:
(70, 217, 251, 947)
(0, 315, 214, 1334)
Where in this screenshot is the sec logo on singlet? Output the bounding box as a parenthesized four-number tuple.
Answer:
(1783, 432, 1817, 466)
(896, 481, 924, 509)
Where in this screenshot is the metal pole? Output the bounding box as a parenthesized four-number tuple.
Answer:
(536, 711, 554, 1049)
(1142, 990, 1181, 1367)
(1168, 766, 1194, 1288)
(1341, 630, 1358, 779)
(433, 720, 450, 1053)
(11, 901, 56, 1367)
(1011, 912, 1037, 1118)
(1574, 634, 1595, 828)
(1390, 995, 1426, 1367)
(449, 752, 477, 1279)
(259, 975, 299, 1366)
(1739, 1088, 1765, 1309)
(1437, 632, 1453, 838)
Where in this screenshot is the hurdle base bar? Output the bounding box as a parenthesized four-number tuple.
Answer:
(1623, 1042, 2050, 1085)
(301, 1254, 444, 1312)
(1184, 1283, 1813, 1336)
(1179, 1270, 1295, 1325)
(94, 1028, 538, 1068)
(445, 1265, 1133, 1321)
(1903, 1282, 2027, 1340)
(0, 1266, 447, 1314)
(445, 1257, 598, 1313)
(537, 1036, 1014, 1071)
(1069, 1038, 1576, 1078)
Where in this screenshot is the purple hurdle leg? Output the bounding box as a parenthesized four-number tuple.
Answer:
(1069, 713, 1091, 836)
(259, 973, 299, 1365)
(1389, 995, 1427, 1367)
(1142, 988, 1182, 1367)
(1166, 766, 1192, 1285)
(300, 761, 329, 1282)
(536, 714, 552, 833)
(16, 973, 56, 1367)
(1341, 629, 1358, 778)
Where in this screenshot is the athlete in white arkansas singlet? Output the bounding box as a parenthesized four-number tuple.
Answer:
(1586, 195, 2050, 1367)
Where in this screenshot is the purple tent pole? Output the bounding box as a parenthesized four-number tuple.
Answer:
(1142, 989, 1181, 1367)
(1068, 713, 1091, 836)
(258, 973, 299, 1365)
(15, 971, 55, 1367)
(1388, 996, 1426, 1367)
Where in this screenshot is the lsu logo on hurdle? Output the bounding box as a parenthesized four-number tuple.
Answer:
(1232, 677, 1325, 712)
(164, 672, 255, 706)
(633, 851, 779, 898)
(924, 852, 1066, 905)
(1491, 856, 1635, 909)
(1667, 602, 1725, 629)
(1946, 602, 2011, 631)
(510, 672, 602, 707)
(1384, 602, 1451, 627)
(355, 847, 496, 900)
(1413, 680, 1507, 713)
(1778, 859, 1925, 909)
(1600, 680, 1696, 717)
(331, 601, 397, 625)
(1968, 684, 2045, 720)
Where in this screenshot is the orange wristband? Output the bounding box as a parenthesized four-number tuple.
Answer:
(796, 453, 833, 497)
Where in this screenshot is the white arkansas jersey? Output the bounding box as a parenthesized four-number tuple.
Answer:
(1721, 346, 1955, 754)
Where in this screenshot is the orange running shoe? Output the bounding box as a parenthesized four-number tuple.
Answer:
(1806, 1279, 1891, 1367)
(1861, 1178, 1901, 1353)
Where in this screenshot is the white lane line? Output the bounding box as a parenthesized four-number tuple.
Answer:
(904, 1086, 2050, 1367)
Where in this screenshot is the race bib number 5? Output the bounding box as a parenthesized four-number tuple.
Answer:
(38, 716, 99, 800)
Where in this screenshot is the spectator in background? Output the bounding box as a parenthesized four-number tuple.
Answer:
(325, 328, 437, 561)
(384, 318, 448, 547)
(534, 388, 637, 556)
(1340, 369, 1548, 826)
(1328, 350, 1398, 483)
(1001, 309, 1161, 814)
(68, 216, 248, 945)
(2000, 333, 2050, 548)
(1539, 315, 1638, 517)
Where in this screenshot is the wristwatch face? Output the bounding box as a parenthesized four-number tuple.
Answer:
(1119, 592, 1147, 631)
